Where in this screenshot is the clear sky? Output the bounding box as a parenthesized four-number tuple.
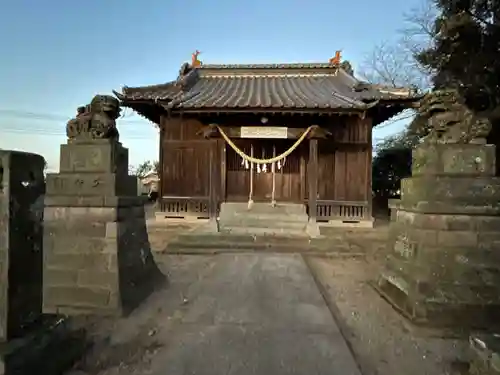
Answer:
(0, 0, 421, 171)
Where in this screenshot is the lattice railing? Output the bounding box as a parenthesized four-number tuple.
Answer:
(160, 196, 210, 219)
(315, 200, 370, 222)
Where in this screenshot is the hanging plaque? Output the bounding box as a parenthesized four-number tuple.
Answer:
(240, 127, 288, 139)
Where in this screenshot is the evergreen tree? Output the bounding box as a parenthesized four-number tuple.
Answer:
(416, 0, 500, 119)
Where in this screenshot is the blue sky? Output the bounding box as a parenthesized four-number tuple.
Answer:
(0, 0, 422, 171)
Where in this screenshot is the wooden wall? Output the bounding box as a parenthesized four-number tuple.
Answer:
(317, 117, 372, 202)
(159, 117, 219, 218)
(158, 114, 373, 220)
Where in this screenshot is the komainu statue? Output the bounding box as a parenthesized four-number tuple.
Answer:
(66, 95, 121, 141)
(419, 89, 492, 144)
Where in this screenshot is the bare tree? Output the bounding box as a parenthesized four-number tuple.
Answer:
(356, 0, 438, 128)
(358, 0, 436, 92)
(358, 42, 427, 90)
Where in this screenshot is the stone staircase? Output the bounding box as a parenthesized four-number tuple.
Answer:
(218, 202, 311, 237)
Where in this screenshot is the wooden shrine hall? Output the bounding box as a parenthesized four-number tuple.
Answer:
(114, 52, 420, 227)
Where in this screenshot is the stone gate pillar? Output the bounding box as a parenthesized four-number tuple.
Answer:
(376, 141, 500, 329)
(43, 95, 164, 316)
(0, 151, 45, 341)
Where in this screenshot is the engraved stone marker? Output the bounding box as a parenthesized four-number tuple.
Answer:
(0, 150, 45, 342)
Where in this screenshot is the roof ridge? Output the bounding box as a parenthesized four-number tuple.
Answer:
(198, 63, 339, 69)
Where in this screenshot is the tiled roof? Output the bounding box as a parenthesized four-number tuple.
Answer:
(115, 63, 420, 112)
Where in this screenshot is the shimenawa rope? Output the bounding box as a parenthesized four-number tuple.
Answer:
(215, 125, 315, 164)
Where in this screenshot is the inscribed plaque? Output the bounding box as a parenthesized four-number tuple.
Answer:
(240, 127, 288, 139)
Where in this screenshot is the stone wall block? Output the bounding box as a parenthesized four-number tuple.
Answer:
(105, 222, 119, 238)
(44, 235, 109, 255)
(412, 214, 449, 230)
(437, 230, 478, 247)
(44, 206, 119, 222)
(59, 141, 129, 175)
(77, 270, 118, 289)
(44, 269, 79, 286)
(107, 253, 118, 271)
(401, 176, 500, 205)
(44, 196, 106, 207)
(478, 231, 500, 246)
(45, 220, 108, 237)
(395, 210, 416, 225)
(412, 143, 496, 176)
(44, 286, 111, 309)
(411, 228, 438, 246)
(45, 253, 112, 272)
(444, 215, 477, 231)
(474, 216, 500, 232)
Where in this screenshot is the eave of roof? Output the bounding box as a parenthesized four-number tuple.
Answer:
(114, 62, 422, 115)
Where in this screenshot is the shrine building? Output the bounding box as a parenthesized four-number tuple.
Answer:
(114, 53, 420, 227)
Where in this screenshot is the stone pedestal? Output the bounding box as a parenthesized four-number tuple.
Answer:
(376, 143, 500, 330)
(43, 140, 164, 316)
(0, 151, 45, 342)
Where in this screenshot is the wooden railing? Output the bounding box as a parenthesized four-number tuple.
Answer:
(314, 200, 370, 222)
(159, 196, 210, 219)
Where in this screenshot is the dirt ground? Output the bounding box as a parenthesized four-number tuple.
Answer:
(146, 220, 201, 252)
(306, 256, 471, 375)
(67, 255, 217, 375)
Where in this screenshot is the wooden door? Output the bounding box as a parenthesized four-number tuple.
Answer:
(225, 139, 303, 203)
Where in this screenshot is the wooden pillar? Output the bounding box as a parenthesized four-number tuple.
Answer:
(158, 116, 165, 211)
(365, 117, 373, 219)
(308, 138, 318, 220)
(208, 141, 218, 224)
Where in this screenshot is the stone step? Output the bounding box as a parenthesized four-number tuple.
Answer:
(219, 219, 308, 230)
(220, 202, 307, 217)
(220, 227, 309, 237)
(164, 233, 358, 254)
(219, 213, 309, 223)
(177, 232, 305, 242)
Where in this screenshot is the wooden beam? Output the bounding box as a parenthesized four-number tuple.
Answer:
(308, 139, 318, 221)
